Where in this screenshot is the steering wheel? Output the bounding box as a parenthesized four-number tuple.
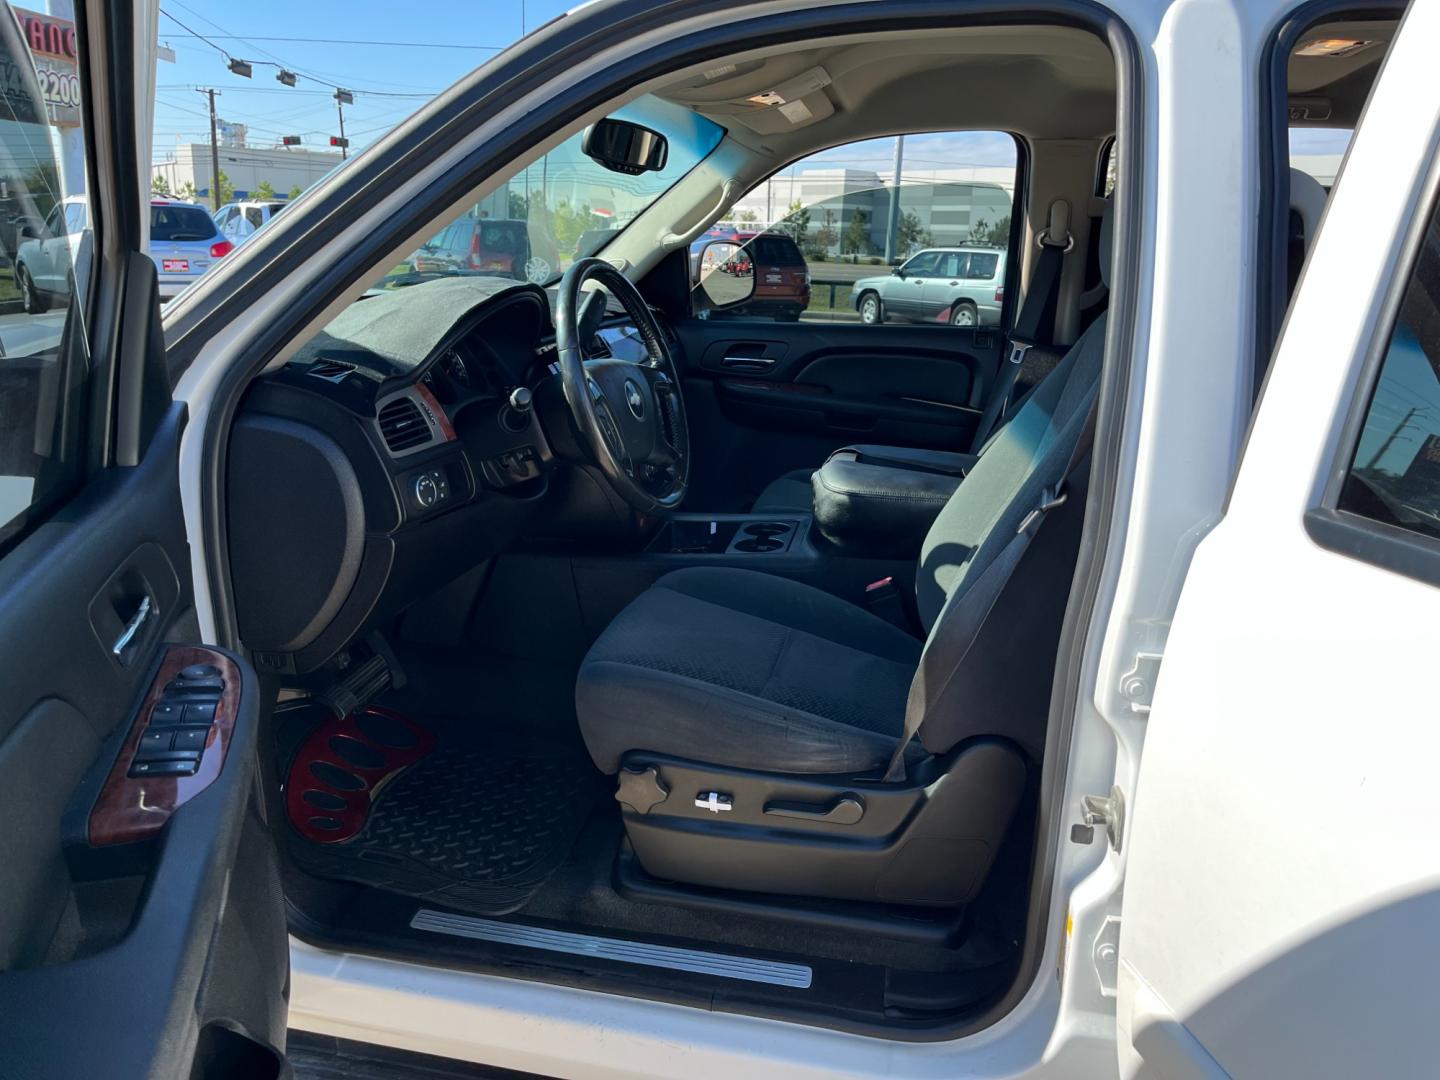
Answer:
(555, 258, 690, 514)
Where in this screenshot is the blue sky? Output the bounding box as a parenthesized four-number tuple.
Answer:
(152, 0, 575, 162)
(151, 2, 1025, 175)
(152, 3, 1349, 178)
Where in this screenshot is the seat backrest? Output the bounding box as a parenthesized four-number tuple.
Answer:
(907, 198, 1111, 760)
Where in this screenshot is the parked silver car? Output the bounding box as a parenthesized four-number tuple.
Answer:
(852, 246, 1006, 326)
(150, 200, 233, 299)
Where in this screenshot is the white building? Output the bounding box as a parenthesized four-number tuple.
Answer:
(152, 142, 345, 203)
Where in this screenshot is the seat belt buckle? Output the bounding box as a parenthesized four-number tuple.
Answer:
(1017, 486, 1067, 534)
(864, 576, 911, 632)
(1008, 339, 1034, 366)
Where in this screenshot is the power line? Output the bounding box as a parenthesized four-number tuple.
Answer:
(160, 4, 432, 99)
(160, 32, 506, 51)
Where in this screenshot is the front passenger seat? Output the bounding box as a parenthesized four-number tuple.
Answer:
(571, 201, 1113, 906)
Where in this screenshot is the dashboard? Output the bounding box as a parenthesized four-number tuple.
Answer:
(226, 276, 652, 675)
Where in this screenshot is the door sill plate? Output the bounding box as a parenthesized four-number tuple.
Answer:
(409, 909, 813, 988)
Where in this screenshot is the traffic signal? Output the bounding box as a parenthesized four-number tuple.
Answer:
(329, 136, 349, 149)
(281, 135, 301, 147)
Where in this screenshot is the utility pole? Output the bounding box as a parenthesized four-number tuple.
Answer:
(197, 88, 222, 210)
(333, 89, 353, 160)
(884, 134, 905, 263)
(1365, 406, 1420, 471)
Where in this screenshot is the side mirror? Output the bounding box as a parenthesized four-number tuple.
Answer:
(891, 266, 904, 277)
(695, 240, 755, 310)
(581, 118, 669, 176)
(19, 221, 40, 240)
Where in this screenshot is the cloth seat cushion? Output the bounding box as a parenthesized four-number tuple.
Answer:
(576, 567, 921, 774)
(750, 468, 817, 514)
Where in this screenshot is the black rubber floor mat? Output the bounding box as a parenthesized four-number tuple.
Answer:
(288, 735, 607, 916)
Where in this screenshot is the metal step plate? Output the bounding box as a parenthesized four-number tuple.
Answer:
(410, 909, 813, 989)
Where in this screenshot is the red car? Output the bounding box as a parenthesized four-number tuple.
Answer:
(693, 229, 810, 321)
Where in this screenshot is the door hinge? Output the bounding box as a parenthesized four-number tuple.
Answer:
(1119, 651, 1163, 715)
(1073, 785, 1125, 852)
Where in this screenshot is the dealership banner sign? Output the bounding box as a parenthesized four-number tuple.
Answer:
(12, 7, 80, 127)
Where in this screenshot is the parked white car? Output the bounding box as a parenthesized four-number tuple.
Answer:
(212, 198, 287, 246)
(13, 194, 84, 313)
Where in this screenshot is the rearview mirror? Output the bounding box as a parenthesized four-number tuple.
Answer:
(695, 240, 755, 310)
(581, 118, 669, 176)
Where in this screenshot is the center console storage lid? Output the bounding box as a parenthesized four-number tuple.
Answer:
(812, 444, 975, 558)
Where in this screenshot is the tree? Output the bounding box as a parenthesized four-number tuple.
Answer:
(214, 170, 235, 205)
(779, 198, 809, 244)
(842, 208, 871, 256)
(550, 198, 593, 254)
(507, 190, 528, 219)
(813, 208, 838, 255)
(251, 179, 275, 201)
(968, 214, 1010, 247)
(176, 180, 198, 201)
(896, 210, 931, 256)
(151, 174, 171, 196)
(736, 208, 758, 224)
(288, 184, 303, 200)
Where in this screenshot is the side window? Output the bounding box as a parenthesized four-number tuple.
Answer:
(0, 4, 94, 547)
(966, 251, 1000, 280)
(1337, 202, 1440, 542)
(693, 131, 1019, 326)
(901, 251, 940, 276)
(244, 206, 265, 230)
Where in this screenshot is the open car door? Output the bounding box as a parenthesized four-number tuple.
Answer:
(0, 2, 289, 1076)
(1116, 7, 1440, 1079)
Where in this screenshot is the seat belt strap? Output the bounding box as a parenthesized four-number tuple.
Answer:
(883, 396, 1098, 783)
(969, 201, 1071, 454)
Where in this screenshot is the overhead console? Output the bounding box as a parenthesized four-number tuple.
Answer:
(227, 280, 557, 675)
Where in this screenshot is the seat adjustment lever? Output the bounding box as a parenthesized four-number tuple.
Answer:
(763, 795, 864, 825)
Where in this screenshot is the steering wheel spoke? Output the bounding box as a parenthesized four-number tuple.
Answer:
(555, 259, 690, 514)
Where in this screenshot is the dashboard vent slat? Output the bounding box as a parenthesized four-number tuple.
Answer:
(377, 396, 431, 453)
(308, 359, 356, 381)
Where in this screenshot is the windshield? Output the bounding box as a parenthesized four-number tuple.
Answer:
(377, 96, 723, 290)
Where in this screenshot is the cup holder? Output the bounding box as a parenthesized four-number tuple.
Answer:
(743, 522, 791, 538)
(735, 537, 784, 553)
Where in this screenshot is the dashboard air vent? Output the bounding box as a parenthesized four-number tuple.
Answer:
(308, 359, 355, 381)
(377, 396, 431, 453)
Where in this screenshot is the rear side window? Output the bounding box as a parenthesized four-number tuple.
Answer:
(1338, 206, 1440, 542)
(749, 235, 802, 266)
(967, 251, 1000, 279)
(151, 205, 216, 241)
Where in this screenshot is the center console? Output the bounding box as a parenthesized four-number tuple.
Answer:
(649, 515, 807, 557)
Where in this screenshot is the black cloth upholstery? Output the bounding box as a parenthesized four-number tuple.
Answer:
(576, 567, 921, 774)
(576, 197, 1113, 777)
(750, 469, 815, 514)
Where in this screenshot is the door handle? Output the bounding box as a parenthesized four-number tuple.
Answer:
(721, 356, 776, 370)
(111, 595, 153, 658)
(763, 795, 864, 825)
